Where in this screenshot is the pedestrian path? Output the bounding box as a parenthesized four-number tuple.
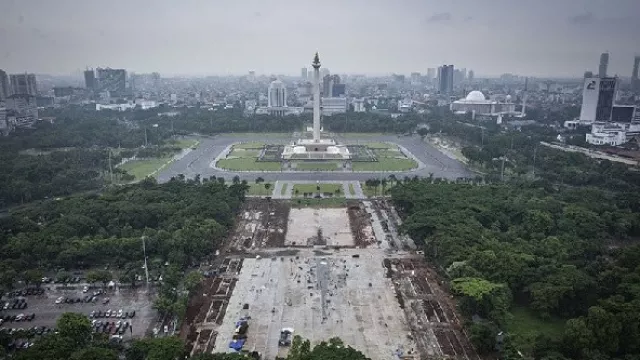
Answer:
(270, 180, 366, 200)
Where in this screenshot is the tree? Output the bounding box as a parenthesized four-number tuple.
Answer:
(264, 183, 272, 195)
(184, 271, 204, 295)
(22, 269, 44, 287)
(56, 313, 92, 347)
(70, 347, 118, 360)
(417, 127, 429, 139)
(470, 322, 497, 354)
(126, 337, 184, 360)
(86, 269, 112, 288)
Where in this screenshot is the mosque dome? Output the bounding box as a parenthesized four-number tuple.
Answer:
(465, 91, 486, 102)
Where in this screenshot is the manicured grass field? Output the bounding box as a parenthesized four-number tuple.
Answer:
(352, 158, 417, 171)
(280, 183, 288, 196)
(295, 162, 339, 171)
(234, 142, 266, 149)
(360, 182, 385, 197)
(292, 183, 343, 196)
(348, 183, 355, 196)
(505, 306, 566, 355)
(364, 142, 394, 149)
(228, 149, 260, 158)
(247, 182, 274, 196)
(119, 156, 173, 180)
(373, 149, 402, 158)
(216, 158, 281, 171)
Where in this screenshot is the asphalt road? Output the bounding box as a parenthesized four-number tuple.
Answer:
(156, 134, 474, 183)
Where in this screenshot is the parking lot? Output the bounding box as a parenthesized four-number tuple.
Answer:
(0, 284, 157, 340)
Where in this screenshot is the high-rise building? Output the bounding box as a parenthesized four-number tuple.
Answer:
(320, 68, 330, 79)
(0, 69, 9, 100)
(468, 70, 474, 81)
(579, 77, 618, 123)
(322, 74, 333, 97)
(584, 71, 594, 78)
(332, 83, 346, 97)
(301, 67, 308, 79)
(427, 68, 436, 81)
(6, 94, 38, 123)
(9, 73, 37, 96)
(453, 69, 464, 85)
(599, 52, 609, 78)
(95, 68, 126, 96)
(84, 69, 96, 90)
(267, 79, 287, 107)
(410, 72, 421, 85)
(437, 65, 454, 94)
(632, 56, 640, 92)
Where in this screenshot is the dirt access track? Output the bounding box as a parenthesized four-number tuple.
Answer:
(181, 199, 479, 360)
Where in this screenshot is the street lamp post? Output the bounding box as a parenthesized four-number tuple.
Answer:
(141, 236, 150, 287)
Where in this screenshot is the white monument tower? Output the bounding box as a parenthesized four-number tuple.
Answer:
(312, 52, 322, 142)
(281, 52, 350, 160)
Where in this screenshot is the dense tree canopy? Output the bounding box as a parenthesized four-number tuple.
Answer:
(0, 176, 246, 291)
(392, 179, 640, 359)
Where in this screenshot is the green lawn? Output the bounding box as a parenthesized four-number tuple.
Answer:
(216, 158, 281, 171)
(293, 183, 343, 197)
(340, 133, 385, 137)
(228, 149, 260, 158)
(348, 183, 355, 196)
(374, 149, 402, 158)
(247, 182, 274, 196)
(234, 142, 266, 150)
(352, 158, 417, 171)
(361, 183, 383, 197)
(364, 142, 394, 149)
(119, 157, 173, 180)
(505, 306, 566, 355)
(295, 162, 339, 171)
(280, 183, 288, 196)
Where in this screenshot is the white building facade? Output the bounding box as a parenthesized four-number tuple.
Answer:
(321, 97, 347, 116)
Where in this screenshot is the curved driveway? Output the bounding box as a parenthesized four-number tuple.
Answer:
(156, 134, 473, 183)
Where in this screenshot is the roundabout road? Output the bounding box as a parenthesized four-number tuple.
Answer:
(155, 134, 474, 183)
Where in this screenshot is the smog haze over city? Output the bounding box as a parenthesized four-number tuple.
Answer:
(1, 0, 639, 77)
(2, 1, 640, 360)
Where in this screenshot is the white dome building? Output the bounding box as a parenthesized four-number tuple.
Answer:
(450, 90, 516, 119)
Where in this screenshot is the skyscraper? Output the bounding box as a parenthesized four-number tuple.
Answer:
(427, 68, 436, 81)
(267, 79, 287, 107)
(301, 67, 308, 79)
(468, 70, 474, 82)
(0, 69, 9, 100)
(9, 73, 37, 96)
(322, 74, 333, 97)
(84, 69, 96, 90)
(579, 77, 618, 122)
(437, 65, 454, 94)
(632, 56, 640, 92)
(95, 68, 126, 96)
(599, 52, 609, 78)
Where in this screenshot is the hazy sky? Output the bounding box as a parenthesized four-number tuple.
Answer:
(1, 0, 638, 77)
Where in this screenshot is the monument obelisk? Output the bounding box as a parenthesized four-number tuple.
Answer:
(312, 52, 321, 142)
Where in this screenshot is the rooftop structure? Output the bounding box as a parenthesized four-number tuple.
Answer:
(450, 90, 517, 119)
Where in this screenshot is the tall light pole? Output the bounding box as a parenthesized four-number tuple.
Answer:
(141, 236, 150, 287)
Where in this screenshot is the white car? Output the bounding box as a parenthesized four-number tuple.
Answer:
(105, 309, 111, 317)
(82, 286, 89, 293)
(55, 297, 64, 304)
(117, 309, 123, 318)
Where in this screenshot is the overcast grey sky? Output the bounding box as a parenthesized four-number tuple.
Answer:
(1, 0, 638, 77)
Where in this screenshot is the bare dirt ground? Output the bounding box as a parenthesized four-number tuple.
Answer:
(181, 199, 478, 360)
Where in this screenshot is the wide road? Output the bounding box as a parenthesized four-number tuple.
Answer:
(156, 134, 474, 183)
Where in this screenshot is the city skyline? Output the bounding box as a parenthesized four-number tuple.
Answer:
(1, 0, 639, 77)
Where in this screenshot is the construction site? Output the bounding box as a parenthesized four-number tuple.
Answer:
(181, 199, 479, 360)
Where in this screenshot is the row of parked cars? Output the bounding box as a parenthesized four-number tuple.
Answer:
(90, 309, 135, 319)
(92, 320, 131, 335)
(0, 326, 55, 351)
(2, 298, 28, 310)
(1, 313, 36, 324)
(55, 295, 109, 305)
(5, 288, 45, 297)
